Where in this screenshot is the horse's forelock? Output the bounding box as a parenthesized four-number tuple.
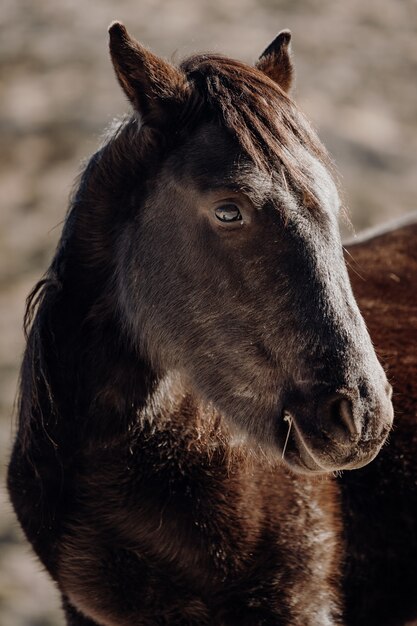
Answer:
(180, 54, 332, 206)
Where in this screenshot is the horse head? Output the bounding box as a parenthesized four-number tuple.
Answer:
(106, 23, 393, 473)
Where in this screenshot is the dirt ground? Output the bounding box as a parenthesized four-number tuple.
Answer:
(1, 1, 416, 624)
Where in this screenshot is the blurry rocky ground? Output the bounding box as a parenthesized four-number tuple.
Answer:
(1, 0, 416, 624)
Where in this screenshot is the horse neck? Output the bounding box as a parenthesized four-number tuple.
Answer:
(34, 271, 229, 456)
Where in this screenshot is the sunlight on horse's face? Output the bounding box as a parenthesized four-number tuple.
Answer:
(118, 123, 393, 474)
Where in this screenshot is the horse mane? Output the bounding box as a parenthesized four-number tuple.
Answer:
(17, 120, 140, 454)
(17, 52, 332, 455)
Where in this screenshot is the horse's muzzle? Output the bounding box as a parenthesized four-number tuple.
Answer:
(278, 384, 394, 474)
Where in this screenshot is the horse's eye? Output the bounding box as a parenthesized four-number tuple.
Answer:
(215, 204, 242, 223)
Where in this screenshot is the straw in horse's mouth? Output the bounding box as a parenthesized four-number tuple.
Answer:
(281, 412, 293, 460)
(280, 411, 329, 473)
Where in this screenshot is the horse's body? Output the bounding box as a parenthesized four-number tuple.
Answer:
(7, 23, 416, 626)
(341, 217, 417, 626)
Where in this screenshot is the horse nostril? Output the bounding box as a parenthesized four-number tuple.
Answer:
(320, 394, 359, 444)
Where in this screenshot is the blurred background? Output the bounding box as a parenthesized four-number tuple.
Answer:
(1, 1, 416, 624)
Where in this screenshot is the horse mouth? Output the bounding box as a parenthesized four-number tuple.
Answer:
(278, 414, 328, 473)
(278, 411, 384, 474)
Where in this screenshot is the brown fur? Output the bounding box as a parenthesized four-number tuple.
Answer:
(340, 217, 417, 625)
(7, 25, 414, 626)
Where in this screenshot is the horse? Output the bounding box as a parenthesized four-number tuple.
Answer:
(8, 21, 415, 625)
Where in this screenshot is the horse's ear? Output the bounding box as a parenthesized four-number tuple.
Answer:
(108, 22, 189, 118)
(256, 30, 294, 93)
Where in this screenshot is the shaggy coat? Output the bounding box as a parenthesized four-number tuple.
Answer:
(8, 23, 416, 626)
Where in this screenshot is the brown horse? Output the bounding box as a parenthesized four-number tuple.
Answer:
(8, 22, 415, 626)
